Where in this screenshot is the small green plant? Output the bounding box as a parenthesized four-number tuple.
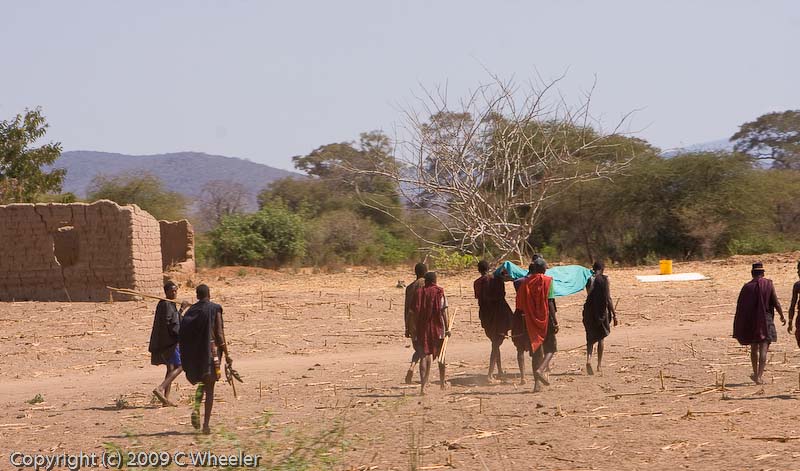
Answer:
(26, 394, 44, 405)
(237, 268, 249, 277)
(427, 247, 479, 272)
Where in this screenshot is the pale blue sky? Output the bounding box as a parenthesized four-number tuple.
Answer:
(1, 1, 798, 171)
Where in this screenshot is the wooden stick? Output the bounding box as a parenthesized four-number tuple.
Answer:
(659, 370, 665, 390)
(106, 286, 178, 304)
(437, 308, 458, 365)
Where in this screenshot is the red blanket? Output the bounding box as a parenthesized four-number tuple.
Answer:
(516, 274, 552, 352)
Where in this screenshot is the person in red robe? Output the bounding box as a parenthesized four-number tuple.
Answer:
(516, 257, 559, 392)
(415, 271, 450, 395)
(403, 262, 427, 383)
(474, 260, 512, 383)
(733, 262, 785, 385)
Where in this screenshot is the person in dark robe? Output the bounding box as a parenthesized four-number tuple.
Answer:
(582, 261, 617, 375)
(179, 284, 232, 434)
(415, 271, 450, 395)
(733, 262, 785, 385)
(516, 257, 558, 392)
(149, 281, 190, 406)
(786, 261, 800, 348)
(474, 260, 512, 383)
(403, 262, 427, 384)
(509, 264, 534, 384)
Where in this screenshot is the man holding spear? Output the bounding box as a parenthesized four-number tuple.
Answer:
(416, 272, 450, 395)
(180, 284, 233, 434)
(148, 281, 190, 406)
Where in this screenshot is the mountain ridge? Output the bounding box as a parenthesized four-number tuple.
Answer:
(53, 150, 303, 210)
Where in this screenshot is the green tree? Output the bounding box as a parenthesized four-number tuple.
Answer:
(87, 172, 187, 220)
(0, 108, 65, 203)
(732, 110, 800, 169)
(209, 204, 306, 266)
(261, 131, 402, 225)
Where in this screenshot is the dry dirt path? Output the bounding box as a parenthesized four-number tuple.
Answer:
(4, 259, 800, 470)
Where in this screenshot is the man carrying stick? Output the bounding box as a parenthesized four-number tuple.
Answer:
(403, 262, 427, 383)
(474, 260, 512, 383)
(516, 257, 559, 392)
(416, 272, 450, 395)
(149, 281, 190, 406)
(179, 284, 233, 434)
(733, 262, 785, 385)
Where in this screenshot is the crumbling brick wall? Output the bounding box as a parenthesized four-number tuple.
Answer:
(159, 219, 195, 273)
(0, 200, 163, 301)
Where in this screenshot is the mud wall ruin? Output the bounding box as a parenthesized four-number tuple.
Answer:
(0, 200, 163, 301)
(159, 219, 195, 273)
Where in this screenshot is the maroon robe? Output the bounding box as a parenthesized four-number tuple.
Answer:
(416, 282, 446, 356)
(474, 274, 512, 340)
(733, 277, 780, 345)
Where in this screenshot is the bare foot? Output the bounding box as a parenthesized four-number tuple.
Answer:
(420, 387, 426, 396)
(750, 373, 761, 385)
(486, 375, 498, 384)
(440, 381, 448, 390)
(533, 381, 542, 393)
(153, 389, 175, 407)
(519, 378, 527, 386)
(202, 425, 211, 435)
(586, 363, 594, 376)
(404, 369, 414, 384)
(534, 370, 550, 386)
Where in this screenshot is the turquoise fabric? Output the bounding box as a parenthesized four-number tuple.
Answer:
(494, 261, 592, 297)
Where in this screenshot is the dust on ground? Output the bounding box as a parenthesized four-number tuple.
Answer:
(3, 256, 800, 470)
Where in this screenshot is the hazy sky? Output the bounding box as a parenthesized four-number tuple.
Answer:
(2, 1, 798, 171)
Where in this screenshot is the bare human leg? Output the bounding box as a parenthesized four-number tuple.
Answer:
(586, 342, 595, 376)
(202, 376, 216, 434)
(517, 349, 526, 385)
(757, 341, 770, 385)
(749, 344, 759, 384)
(419, 355, 431, 395)
(488, 339, 503, 383)
(154, 364, 183, 406)
(406, 350, 420, 384)
(535, 351, 553, 386)
(532, 349, 544, 392)
(596, 339, 605, 373)
(438, 362, 447, 390)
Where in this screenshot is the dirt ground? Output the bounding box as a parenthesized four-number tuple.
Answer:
(4, 255, 800, 470)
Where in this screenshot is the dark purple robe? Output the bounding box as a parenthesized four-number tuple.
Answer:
(474, 274, 512, 341)
(733, 277, 780, 345)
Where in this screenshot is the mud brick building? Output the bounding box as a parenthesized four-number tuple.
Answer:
(0, 200, 165, 301)
(159, 219, 195, 273)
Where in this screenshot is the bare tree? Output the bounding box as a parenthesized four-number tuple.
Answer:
(198, 179, 250, 229)
(349, 76, 638, 262)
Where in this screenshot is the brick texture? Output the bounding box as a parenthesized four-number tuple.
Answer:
(0, 200, 163, 301)
(159, 219, 195, 273)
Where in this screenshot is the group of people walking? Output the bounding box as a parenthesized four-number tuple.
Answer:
(148, 282, 232, 434)
(403, 257, 617, 394)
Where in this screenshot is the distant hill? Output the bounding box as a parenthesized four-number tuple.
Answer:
(53, 151, 303, 210)
(661, 138, 736, 158)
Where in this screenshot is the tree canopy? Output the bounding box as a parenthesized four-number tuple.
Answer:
(732, 110, 800, 169)
(87, 172, 187, 221)
(0, 108, 65, 203)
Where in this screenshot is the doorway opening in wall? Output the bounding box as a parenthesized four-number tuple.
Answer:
(53, 225, 79, 267)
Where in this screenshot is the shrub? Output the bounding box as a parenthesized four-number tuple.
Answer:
(209, 204, 306, 267)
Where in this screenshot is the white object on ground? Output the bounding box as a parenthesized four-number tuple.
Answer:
(636, 273, 709, 282)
